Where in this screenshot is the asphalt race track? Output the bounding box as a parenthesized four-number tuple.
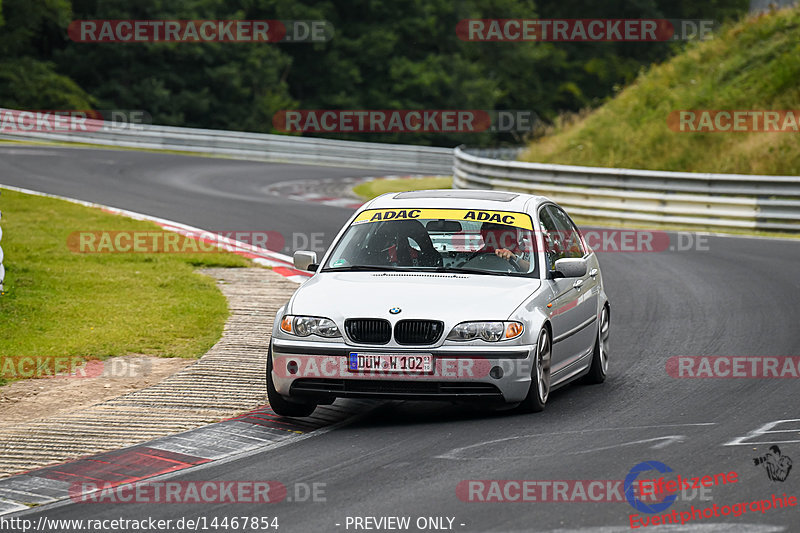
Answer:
(2, 145, 800, 532)
(0, 145, 373, 253)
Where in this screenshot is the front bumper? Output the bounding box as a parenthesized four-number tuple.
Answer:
(271, 339, 535, 404)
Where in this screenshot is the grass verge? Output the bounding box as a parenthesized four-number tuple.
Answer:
(353, 176, 453, 201)
(0, 188, 249, 386)
(522, 7, 800, 175)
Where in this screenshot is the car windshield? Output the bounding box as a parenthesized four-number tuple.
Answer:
(323, 208, 538, 277)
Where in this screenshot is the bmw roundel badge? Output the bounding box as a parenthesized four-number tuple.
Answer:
(389, 307, 401, 315)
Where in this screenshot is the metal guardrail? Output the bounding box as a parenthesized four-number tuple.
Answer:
(453, 146, 800, 232)
(3, 107, 797, 232)
(0, 109, 453, 174)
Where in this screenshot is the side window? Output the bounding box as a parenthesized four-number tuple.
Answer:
(538, 206, 565, 271)
(547, 206, 585, 259)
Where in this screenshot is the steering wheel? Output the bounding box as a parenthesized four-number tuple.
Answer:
(462, 252, 521, 272)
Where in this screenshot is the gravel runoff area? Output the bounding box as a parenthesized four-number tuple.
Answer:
(0, 268, 302, 479)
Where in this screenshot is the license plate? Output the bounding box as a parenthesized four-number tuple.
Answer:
(348, 352, 433, 373)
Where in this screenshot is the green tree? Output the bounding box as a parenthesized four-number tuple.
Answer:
(0, 0, 94, 109)
(0, 0, 752, 145)
(57, 0, 296, 131)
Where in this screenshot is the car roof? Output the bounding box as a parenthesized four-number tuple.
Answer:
(363, 189, 551, 213)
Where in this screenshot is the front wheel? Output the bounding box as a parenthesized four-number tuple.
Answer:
(583, 305, 609, 384)
(518, 327, 551, 413)
(267, 343, 317, 417)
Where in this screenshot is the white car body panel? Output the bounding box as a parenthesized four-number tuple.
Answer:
(270, 189, 609, 407)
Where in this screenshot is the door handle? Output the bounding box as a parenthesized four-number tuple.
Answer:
(589, 268, 598, 278)
(573, 279, 584, 290)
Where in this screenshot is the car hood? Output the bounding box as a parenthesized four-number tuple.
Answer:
(289, 271, 540, 321)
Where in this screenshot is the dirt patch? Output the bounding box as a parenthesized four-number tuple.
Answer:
(0, 355, 193, 428)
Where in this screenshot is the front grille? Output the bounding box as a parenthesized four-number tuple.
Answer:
(394, 320, 444, 345)
(290, 379, 503, 400)
(345, 318, 391, 344)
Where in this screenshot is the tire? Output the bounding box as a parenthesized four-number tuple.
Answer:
(583, 305, 609, 385)
(266, 343, 317, 417)
(519, 327, 552, 413)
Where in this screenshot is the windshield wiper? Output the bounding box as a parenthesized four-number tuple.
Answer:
(322, 265, 410, 272)
(430, 266, 483, 274)
(323, 265, 522, 277)
(429, 266, 517, 276)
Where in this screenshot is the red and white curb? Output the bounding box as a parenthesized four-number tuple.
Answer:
(0, 183, 384, 515)
(0, 184, 312, 283)
(262, 176, 367, 210)
(0, 402, 372, 516)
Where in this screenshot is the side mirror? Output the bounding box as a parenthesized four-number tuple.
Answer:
(293, 250, 318, 272)
(553, 258, 587, 278)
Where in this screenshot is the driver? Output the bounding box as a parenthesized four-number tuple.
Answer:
(372, 220, 441, 267)
(473, 222, 530, 270)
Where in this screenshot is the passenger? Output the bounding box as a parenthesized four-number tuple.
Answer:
(370, 220, 441, 267)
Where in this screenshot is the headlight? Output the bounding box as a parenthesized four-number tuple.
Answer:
(280, 315, 341, 338)
(446, 321, 524, 342)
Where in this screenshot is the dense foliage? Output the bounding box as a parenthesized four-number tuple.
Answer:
(0, 0, 748, 146)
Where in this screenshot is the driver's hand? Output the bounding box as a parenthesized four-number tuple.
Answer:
(495, 248, 514, 260)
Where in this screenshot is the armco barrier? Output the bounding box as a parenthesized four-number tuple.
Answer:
(3, 107, 797, 232)
(0, 109, 452, 174)
(453, 146, 800, 232)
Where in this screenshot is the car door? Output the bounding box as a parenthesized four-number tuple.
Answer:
(540, 205, 597, 377)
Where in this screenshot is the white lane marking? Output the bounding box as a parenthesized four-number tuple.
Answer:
(0, 149, 59, 156)
(724, 419, 800, 446)
(649, 435, 686, 449)
(438, 435, 686, 461)
(0, 500, 29, 515)
(435, 423, 715, 460)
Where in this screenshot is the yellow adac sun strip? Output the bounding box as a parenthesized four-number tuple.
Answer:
(352, 208, 533, 230)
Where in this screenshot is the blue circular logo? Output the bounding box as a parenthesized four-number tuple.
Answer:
(624, 461, 677, 514)
(389, 307, 401, 315)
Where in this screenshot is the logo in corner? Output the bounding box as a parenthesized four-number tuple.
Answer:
(624, 461, 677, 514)
(389, 307, 401, 315)
(754, 445, 793, 482)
